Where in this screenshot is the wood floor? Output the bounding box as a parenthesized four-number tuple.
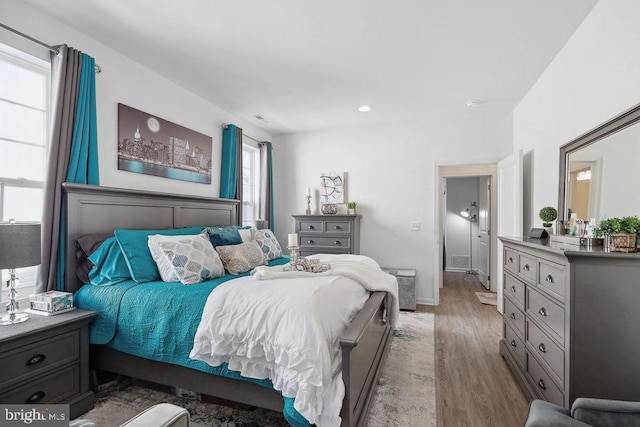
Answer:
(418, 271, 529, 427)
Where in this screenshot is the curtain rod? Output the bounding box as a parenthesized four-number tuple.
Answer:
(0, 22, 102, 74)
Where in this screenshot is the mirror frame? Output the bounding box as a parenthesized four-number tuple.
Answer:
(558, 103, 640, 228)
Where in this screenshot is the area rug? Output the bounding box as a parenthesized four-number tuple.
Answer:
(78, 311, 435, 426)
(475, 291, 497, 306)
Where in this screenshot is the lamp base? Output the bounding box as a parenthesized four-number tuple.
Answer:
(0, 312, 28, 325)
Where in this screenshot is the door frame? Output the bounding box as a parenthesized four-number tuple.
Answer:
(433, 163, 497, 306)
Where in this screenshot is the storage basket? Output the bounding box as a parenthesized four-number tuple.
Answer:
(609, 233, 637, 253)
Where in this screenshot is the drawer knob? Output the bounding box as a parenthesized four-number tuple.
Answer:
(523, 264, 530, 272)
(508, 257, 514, 264)
(26, 354, 46, 366)
(538, 343, 547, 353)
(308, 225, 314, 229)
(334, 225, 341, 230)
(545, 274, 554, 283)
(510, 339, 517, 348)
(26, 391, 46, 403)
(538, 379, 546, 390)
(538, 307, 548, 317)
(510, 313, 517, 320)
(510, 285, 516, 293)
(308, 240, 314, 244)
(334, 240, 341, 245)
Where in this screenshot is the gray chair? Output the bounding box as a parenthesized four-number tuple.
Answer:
(524, 398, 640, 427)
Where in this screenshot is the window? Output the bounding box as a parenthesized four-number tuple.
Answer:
(242, 142, 260, 227)
(0, 44, 50, 301)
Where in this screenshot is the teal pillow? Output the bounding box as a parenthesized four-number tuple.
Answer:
(87, 237, 132, 286)
(204, 226, 242, 247)
(114, 227, 204, 282)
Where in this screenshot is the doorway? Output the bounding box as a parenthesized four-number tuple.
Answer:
(434, 164, 497, 306)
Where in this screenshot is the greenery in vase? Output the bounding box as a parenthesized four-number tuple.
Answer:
(595, 216, 640, 237)
(347, 201, 357, 210)
(539, 206, 558, 227)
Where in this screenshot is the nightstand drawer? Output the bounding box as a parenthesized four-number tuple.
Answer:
(300, 236, 351, 249)
(298, 221, 324, 233)
(0, 330, 79, 390)
(324, 221, 351, 233)
(0, 363, 80, 405)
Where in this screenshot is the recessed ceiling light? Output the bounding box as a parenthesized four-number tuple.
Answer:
(358, 105, 372, 113)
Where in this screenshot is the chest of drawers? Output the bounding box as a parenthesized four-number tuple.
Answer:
(499, 236, 640, 408)
(293, 214, 361, 256)
(0, 309, 97, 418)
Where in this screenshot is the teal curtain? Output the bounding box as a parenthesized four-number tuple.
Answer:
(40, 49, 99, 292)
(220, 124, 243, 224)
(259, 141, 274, 232)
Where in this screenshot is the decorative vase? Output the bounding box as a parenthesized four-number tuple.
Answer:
(543, 225, 554, 236)
(348, 208, 355, 215)
(321, 203, 338, 215)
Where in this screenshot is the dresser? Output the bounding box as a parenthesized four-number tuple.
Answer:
(0, 309, 97, 418)
(293, 214, 361, 256)
(499, 236, 640, 408)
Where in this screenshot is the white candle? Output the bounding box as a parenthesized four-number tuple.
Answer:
(305, 187, 311, 197)
(288, 233, 298, 247)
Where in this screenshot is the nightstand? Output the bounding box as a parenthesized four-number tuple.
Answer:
(293, 214, 361, 256)
(0, 308, 97, 418)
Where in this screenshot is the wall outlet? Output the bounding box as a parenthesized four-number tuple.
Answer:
(410, 221, 421, 231)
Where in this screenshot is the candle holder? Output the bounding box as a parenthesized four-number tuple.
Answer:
(283, 246, 331, 273)
(305, 195, 312, 215)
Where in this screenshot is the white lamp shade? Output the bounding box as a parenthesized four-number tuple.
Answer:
(0, 222, 41, 269)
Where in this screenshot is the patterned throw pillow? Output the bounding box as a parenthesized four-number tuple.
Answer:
(155, 233, 225, 284)
(215, 241, 266, 275)
(251, 229, 283, 261)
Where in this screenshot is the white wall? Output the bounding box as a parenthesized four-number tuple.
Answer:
(0, 0, 271, 198)
(273, 112, 512, 305)
(514, 0, 640, 224)
(445, 178, 479, 271)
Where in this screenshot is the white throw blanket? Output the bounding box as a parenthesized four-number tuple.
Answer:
(189, 254, 399, 427)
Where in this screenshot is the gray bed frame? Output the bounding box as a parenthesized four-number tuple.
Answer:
(63, 183, 392, 427)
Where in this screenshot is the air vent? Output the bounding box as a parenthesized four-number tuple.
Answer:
(451, 255, 470, 268)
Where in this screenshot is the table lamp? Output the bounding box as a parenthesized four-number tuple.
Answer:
(0, 221, 41, 325)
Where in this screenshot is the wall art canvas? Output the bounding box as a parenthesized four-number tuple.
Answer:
(118, 103, 212, 184)
(320, 172, 345, 204)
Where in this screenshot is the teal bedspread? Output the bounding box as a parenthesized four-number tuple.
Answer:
(75, 257, 310, 427)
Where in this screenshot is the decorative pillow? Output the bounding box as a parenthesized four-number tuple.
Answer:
(114, 227, 204, 283)
(251, 228, 283, 261)
(215, 241, 266, 275)
(238, 228, 254, 243)
(148, 233, 200, 282)
(87, 237, 133, 286)
(75, 232, 114, 283)
(155, 232, 225, 285)
(204, 226, 242, 247)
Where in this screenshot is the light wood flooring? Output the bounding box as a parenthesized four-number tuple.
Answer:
(417, 271, 529, 427)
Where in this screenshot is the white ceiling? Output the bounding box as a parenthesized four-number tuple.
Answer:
(24, 0, 598, 135)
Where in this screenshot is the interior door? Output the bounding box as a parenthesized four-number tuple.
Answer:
(477, 176, 490, 289)
(496, 150, 523, 313)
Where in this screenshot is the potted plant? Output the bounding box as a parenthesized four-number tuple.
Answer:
(539, 206, 558, 235)
(347, 201, 357, 215)
(595, 216, 640, 252)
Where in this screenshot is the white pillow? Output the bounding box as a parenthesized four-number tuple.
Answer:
(238, 228, 254, 243)
(148, 232, 225, 284)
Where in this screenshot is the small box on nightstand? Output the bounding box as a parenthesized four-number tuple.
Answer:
(29, 291, 74, 313)
(382, 268, 416, 311)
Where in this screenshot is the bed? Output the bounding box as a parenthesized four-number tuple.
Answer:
(63, 183, 394, 427)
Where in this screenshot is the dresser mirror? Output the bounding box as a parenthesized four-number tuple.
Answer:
(558, 104, 640, 229)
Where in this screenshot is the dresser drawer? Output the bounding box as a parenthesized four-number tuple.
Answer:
(324, 221, 351, 234)
(300, 236, 351, 250)
(527, 319, 564, 384)
(504, 297, 525, 340)
(504, 273, 525, 309)
(0, 363, 80, 405)
(518, 254, 537, 283)
(504, 323, 525, 368)
(298, 220, 324, 233)
(0, 330, 79, 390)
(527, 288, 564, 343)
(527, 353, 563, 407)
(504, 248, 519, 274)
(538, 260, 566, 302)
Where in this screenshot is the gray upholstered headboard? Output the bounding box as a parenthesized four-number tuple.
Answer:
(63, 183, 239, 292)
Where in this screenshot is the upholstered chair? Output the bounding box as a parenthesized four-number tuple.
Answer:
(524, 398, 640, 427)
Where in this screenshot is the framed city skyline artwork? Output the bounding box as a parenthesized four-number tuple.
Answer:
(117, 103, 213, 184)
